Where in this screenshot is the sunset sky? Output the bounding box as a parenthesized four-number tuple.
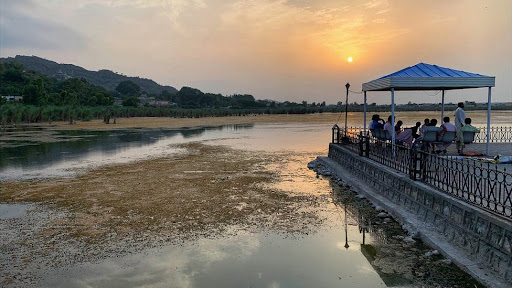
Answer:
(1, 0, 511, 104)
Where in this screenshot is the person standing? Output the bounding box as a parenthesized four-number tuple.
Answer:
(454, 102, 466, 152)
(454, 102, 466, 129)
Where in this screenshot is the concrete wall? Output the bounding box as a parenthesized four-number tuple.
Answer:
(324, 143, 512, 287)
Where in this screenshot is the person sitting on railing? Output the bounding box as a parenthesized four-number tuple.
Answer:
(369, 114, 385, 129)
(456, 118, 480, 153)
(408, 122, 422, 139)
(435, 116, 457, 154)
(383, 116, 393, 137)
(419, 118, 429, 138)
(384, 116, 413, 147)
(395, 120, 404, 133)
(420, 119, 441, 151)
(414, 118, 430, 144)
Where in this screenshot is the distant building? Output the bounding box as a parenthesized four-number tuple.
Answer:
(138, 96, 171, 107)
(53, 70, 71, 80)
(1, 95, 23, 102)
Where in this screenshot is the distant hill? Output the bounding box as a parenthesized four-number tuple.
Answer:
(2, 55, 178, 95)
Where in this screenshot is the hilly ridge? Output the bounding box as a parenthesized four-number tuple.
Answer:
(2, 55, 178, 95)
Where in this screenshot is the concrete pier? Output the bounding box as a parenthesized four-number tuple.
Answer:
(320, 143, 512, 288)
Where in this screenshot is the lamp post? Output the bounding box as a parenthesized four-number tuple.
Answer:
(344, 82, 350, 136)
(341, 82, 350, 144)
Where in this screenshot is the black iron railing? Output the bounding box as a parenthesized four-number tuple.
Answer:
(417, 151, 512, 218)
(367, 139, 413, 175)
(475, 126, 512, 143)
(332, 126, 363, 155)
(331, 128, 512, 219)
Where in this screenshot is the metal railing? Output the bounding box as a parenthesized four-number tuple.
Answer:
(332, 125, 362, 155)
(475, 126, 512, 143)
(417, 151, 512, 218)
(331, 127, 512, 219)
(367, 139, 413, 176)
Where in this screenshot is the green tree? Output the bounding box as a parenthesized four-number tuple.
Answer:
(122, 97, 139, 107)
(116, 80, 141, 97)
(23, 78, 48, 106)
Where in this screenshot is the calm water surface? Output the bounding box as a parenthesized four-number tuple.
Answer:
(0, 123, 329, 180)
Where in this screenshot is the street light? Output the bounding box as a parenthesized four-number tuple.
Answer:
(341, 82, 350, 143)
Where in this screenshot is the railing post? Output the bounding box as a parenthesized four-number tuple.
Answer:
(359, 131, 363, 156)
(420, 151, 427, 181)
(409, 145, 417, 180)
(365, 132, 370, 157)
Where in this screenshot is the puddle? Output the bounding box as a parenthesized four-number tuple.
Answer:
(39, 227, 390, 288)
(0, 204, 34, 219)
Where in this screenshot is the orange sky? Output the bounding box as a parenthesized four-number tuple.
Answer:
(1, 0, 511, 104)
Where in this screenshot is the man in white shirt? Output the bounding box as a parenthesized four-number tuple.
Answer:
(454, 102, 466, 150)
(454, 102, 466, 129)
(436, 116, 457, 153)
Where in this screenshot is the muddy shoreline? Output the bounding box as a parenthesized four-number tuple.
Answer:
(1, 142, 327, 286)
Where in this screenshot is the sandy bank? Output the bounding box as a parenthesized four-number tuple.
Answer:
(27, 114, 340, 130)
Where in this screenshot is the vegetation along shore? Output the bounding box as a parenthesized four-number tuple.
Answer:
(1, 57, 511, 126)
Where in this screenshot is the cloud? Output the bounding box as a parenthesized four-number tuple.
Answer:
(363, 0, 389, 9)
(0, 0, 87, 51)
(77, 0, 207, 28)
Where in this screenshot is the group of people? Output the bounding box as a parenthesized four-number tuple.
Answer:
(369, 102, 480, 154)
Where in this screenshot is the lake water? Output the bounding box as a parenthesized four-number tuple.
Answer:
(1, 113, 497, 287)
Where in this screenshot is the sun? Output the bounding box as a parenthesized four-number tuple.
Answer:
(347, 56, 353, 63)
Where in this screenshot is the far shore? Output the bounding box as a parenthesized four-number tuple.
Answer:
(7, 110, 512, 131)
(24, 114, 342, 130)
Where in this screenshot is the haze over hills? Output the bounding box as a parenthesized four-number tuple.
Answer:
(2, 55, 178, 95)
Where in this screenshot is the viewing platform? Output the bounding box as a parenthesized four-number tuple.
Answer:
(323, 125, 512, 287)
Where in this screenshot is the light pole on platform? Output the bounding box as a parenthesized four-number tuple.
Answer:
(342, 82, 350, 143)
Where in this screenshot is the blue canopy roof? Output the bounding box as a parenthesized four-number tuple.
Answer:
(363, 63, 495, 91)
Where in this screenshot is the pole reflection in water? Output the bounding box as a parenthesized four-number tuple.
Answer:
(344, 203, 350, 249)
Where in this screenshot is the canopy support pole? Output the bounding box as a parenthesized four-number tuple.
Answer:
(363, 91, 367, 135)
(486, 87, 492, 155)
(441, 90, 445, 123)
(391, 88, 395, 152)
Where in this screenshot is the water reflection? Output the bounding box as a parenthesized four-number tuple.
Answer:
(40, 227, 388, 288)
(0, 124, 256, 180)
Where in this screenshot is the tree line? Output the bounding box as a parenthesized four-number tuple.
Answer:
(0, 61, 341, 125)
(1, 61, 509, 126)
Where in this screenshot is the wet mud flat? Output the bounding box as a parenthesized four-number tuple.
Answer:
(0, 143, 325, 287)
